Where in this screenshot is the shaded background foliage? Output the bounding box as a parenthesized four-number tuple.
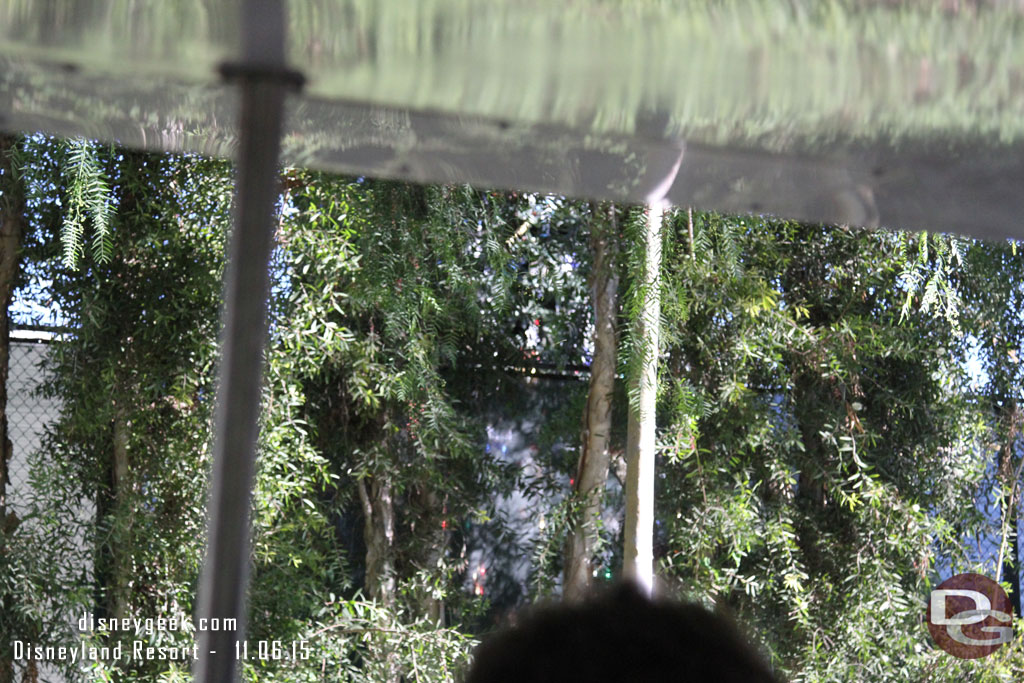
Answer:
(3, 142, 1024, 682)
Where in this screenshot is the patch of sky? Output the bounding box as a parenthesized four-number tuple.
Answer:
(933, 443, 1014, 583)
(962, 333, 990, 391)
(11, 264, 66, 329)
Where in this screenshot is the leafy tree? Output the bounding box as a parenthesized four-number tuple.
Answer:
(11, 136, 1024, 683)
(653, 214, 1002, 681)
(956, 238, 1024, 617)
(18, 148, 231, 681)
(243, 173, 533, 681)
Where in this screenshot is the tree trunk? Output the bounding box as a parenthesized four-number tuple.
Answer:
(358, 475, 396, 606)
(110, 412, 131, 621)
(415, 486, 447, 625)
(93, 413, 133, 627)
(0, 134, 25, 683)
(564, 204, 619, 602)
(358, 475, 398, 682)
(997, 399, 1021, 616)
(623, 202, 665, 597)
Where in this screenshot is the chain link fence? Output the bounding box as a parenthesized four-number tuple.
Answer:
(4, 329, 70, 683)
(6, 329, 63, 516)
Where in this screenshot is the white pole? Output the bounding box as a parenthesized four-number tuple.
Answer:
(622, 199, 666, 597)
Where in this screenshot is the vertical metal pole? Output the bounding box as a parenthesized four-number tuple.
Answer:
(194, 2, 295, 681)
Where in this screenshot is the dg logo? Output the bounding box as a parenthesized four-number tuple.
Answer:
(927, 573, 1013, 659)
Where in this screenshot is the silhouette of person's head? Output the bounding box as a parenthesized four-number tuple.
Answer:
(465, 582, 782, 683)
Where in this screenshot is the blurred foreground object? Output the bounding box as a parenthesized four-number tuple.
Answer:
(4, 0, 1024, 237)
(465, 583, 782, 683)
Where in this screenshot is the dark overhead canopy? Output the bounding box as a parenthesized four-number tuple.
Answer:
(3, 1, 1024, 233)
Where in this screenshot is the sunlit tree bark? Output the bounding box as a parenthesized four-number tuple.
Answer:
(358, 475, 396, 607)
(564, 204, 619, 602)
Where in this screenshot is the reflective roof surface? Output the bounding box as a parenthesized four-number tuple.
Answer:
(3, 0, 1024, 238)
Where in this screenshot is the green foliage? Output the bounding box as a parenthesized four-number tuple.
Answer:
(238, 598, 476, 683)
(246, 173, 532, 679)
(14, 148, 231, 681)
(61, 139, 115, 268)
(652, 214, 1010, 681)
(618, 205, 663, 414)
(11, 138, 1024, 683)
(896, 231, 965, 329)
